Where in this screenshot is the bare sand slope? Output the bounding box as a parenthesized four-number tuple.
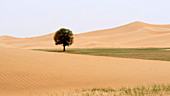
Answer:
(0, 21, 170, 49)
(73, 21, 170, 48)
(0, 46, 170, 96)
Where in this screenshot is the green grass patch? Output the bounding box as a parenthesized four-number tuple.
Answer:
(33, 48, 170, 61)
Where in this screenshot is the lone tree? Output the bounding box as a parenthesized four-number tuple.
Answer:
(54, 28, 73, 51)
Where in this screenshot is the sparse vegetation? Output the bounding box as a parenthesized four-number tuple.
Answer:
(34, 48, 170, 61)
(47, 84, 170, 96)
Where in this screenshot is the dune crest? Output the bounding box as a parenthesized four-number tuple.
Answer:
(0, 21, 170, 49)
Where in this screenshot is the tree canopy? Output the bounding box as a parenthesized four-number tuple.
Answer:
(54, 28, 73, 51)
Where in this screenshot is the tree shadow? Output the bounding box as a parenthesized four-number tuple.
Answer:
(33, 49, 74, 53)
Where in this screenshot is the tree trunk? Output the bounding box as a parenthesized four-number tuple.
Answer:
(63, 45, 66, 52)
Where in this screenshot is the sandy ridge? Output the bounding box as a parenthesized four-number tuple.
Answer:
(0, 21, 170, 49)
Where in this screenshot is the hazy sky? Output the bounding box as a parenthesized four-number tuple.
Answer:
(1, 0, 170, 37)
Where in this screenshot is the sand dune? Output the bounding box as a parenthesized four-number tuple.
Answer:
(0, 21, 170, 95)
(0, 46, 170, 96)
(0, 21, 170, 49)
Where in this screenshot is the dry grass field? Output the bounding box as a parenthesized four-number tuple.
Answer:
(51, 84, 170, 96)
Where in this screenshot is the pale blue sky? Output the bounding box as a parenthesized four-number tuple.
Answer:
(0, 0, 170, 37)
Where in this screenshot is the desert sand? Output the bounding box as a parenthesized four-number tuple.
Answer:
(0, 21, 170, 96)
(0, 21, 170, 49)
(0, 46, 170, 96)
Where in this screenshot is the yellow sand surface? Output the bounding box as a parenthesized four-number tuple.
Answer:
(0, 46, 170, 96)
(0, 21, 170, 49)
(0, 21, 170, 96)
